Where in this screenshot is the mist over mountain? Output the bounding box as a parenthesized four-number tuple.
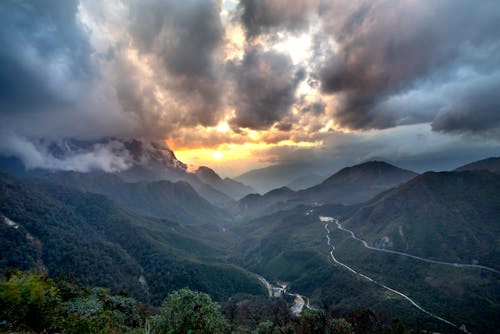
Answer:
(0, 137, 261, 208)
(235, 163, 319, 194)
(286, 173, 325, 191)
(1, 149, 500, 332)
(1, 0, 500, 332)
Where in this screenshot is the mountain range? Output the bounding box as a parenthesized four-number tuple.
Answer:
(233, 161, 418, 221)
(0, 172, 264, 304)
(0, 142, 499, 332)
(39, 171, 229, 226)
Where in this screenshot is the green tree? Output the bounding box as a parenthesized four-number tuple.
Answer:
(253, 320, 275, 334)
(0, 271, 61, 331)
(297, 309, 326, 334)
(151, 288, 228, 334)
(328, 318, 355, 334)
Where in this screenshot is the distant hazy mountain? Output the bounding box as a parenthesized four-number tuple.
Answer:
(234, 161, 417, 220)
(298, 161, 418, 205)
(454, 156, 500, 174)
(232, 187, 298, 220)
(286, 173, 325, 191)
(40, 171, 229, 225)
(0, 173, 265, 304)
(235, 163, 317, 193)
(344, 170, 500, 268)
(195, 166, 255, 200)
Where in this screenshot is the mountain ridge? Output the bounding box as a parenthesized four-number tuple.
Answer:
(455, 156, 500, 173)
(233, 161, 418, 221)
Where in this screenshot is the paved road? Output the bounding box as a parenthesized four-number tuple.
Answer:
(257, 275, 312, 316)
(321, 216, 499, 275)
(323, 220, 463, 332)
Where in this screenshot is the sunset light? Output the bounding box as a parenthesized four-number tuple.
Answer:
(1, 1, 499, 331)
(213, 151, 223, 160)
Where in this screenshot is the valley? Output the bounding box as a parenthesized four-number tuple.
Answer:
(321, 216, 460, 331)
(1, 154, 499, 333)
(2, 2, 500, 332)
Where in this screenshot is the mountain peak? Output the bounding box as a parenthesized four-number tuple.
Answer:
(195, 166, 222, 183)
(121, 139, 187, 171)
(321, 160, 417, 186)
(264, 186, 294, 196)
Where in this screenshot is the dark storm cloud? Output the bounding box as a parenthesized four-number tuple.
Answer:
(0, 0, 93, 111)
(237, 0, 319, 39)
(129, 0, 222, 77)
(316, 0, 500, 135)
(127, 0, 225, 127)
(228, 47, 305, 130)
(432, 73, 500, 139)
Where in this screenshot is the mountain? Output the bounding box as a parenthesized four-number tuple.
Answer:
(286, 173, 325, 191)
(232, 187, 298, 221)
(235, 163, 317, 193)
(112, 139, 235, 207)
(455, 156, 500, 174)
(0, 138, 236, 208)
(298, 161, 418, 205)
(0, 172, 265, 304)
(342, 170, 500, 268)
(39, 171, 229, 226)
(195, 166, 255, 200)
(229, 171, 500, 332)
(234, 161, 418, 221)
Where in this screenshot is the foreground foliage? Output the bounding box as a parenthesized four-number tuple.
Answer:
(0, 271, 416, 334)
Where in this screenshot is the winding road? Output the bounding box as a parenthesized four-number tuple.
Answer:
(321, 216, 500, 275)
(321, 217, 464, 332)
(257, 275, 312, 316)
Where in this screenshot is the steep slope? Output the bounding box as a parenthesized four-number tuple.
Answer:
(39, 171, 229, 226)
(455, 156, 500, 173)
(343, 170, 500, 268)
(195, 166, 255, 200)
(231, 186, 500, 332)
(0, 173, 265, 304)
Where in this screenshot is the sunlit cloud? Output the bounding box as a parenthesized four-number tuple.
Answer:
(0, 0, 499, 177)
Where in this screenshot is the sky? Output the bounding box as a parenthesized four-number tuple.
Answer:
(0, 0, 499, 177)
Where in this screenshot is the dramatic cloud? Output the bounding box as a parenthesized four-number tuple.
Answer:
(237, 0, 319, 39)
(316, 0, 500, 135)
(229, 47, 305, 130)
(0, 133, 133, 172)
(0, 0, 93, 112)
(432, 72, 500, 139)
(0, 0, 498, 176)
(125, 0, 226, 128)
